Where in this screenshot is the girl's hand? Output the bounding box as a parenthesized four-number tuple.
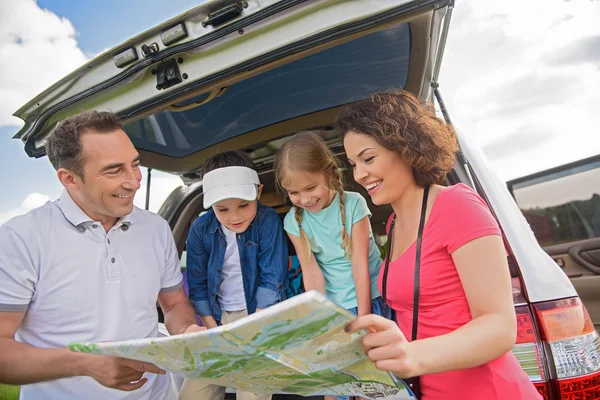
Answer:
(346, 314, 419, 378)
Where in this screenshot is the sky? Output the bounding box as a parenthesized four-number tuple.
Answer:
(0, 0, 599, 224)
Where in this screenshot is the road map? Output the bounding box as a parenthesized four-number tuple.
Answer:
(68, 291, 414, 399)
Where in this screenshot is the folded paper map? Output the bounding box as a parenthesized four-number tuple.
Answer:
(68, 291, 414, 399)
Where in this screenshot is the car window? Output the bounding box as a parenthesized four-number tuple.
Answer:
(122, 22, 411, 158)
(510, 160, 600, 247)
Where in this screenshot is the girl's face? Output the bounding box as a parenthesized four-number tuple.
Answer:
(343, 131, 413, 206)
(283, 171, 336, 213)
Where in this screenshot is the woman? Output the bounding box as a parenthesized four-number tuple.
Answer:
(338, 90, 541, 400)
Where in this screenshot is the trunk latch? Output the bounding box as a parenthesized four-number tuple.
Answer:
(155, 59, 182, 90)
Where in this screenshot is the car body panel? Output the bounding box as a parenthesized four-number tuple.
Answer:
(458, 131, 578, 303)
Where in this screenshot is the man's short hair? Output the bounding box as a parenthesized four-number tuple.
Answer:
(45, 111, 124, 178)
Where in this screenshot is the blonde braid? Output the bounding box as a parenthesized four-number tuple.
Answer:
(332, 168, 351, 258)
(295, 205, 313, 263)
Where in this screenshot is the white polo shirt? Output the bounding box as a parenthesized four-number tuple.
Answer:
(0, 191, 183, 400)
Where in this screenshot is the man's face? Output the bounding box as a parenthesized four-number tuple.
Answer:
(67, 129, 142, 225)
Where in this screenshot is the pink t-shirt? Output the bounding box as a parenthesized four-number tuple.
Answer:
(379, 184, 541, 400)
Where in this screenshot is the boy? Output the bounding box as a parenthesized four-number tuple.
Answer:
(180, 150, 289, 400)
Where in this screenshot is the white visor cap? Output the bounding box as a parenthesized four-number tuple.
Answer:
(202, 166, 261, 209)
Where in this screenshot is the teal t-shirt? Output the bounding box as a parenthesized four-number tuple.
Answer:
(283, 191, 382, 309)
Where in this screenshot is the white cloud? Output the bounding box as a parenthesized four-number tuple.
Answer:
(0, 0, 88, 126)
(0, 192, 49, 225)
(441, 0, 600, 181)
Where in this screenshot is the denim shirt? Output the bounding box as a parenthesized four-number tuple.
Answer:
(186, 202, 289, 322)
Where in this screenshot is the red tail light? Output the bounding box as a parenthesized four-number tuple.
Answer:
(534, 382, 549, 399)
(533, 298, 600, 399)
(515, 305, 549, 398)
(515, 298, 600, 399)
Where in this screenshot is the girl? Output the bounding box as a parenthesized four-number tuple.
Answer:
(339, 90, 541, 400)
(274, 131, 388, 400)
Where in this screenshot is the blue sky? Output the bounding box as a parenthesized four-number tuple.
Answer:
(36, 0, 203, 55)
(0, 0, 206, 219)
(1, 0, 599, 223)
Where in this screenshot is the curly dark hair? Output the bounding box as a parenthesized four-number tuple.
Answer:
(335, 90, 458, 187)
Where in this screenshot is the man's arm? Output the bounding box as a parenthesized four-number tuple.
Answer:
(0, 311, 81, 384)
(158, 288, 204, 335)
(0, 225, 164, 390)
(0, 311, 164, 390)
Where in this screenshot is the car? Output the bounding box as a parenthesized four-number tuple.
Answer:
(507, 154, 600, 331)
(11, 0, 600, 398)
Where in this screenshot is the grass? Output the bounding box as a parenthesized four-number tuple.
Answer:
(0, 384, 19, 400)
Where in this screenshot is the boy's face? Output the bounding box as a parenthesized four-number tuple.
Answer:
(213, 185, 263, 234)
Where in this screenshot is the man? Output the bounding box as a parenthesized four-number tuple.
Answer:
(0, 111, 203, 399)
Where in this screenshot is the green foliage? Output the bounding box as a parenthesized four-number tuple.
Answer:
(0, 384, 19, 400)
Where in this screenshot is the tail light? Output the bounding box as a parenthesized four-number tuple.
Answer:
(515, 298, 600, 399)
(514, 305, 550, 398)
(534, 298, 600, 399)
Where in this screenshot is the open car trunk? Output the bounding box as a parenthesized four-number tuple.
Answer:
(12, 0, 453, 183)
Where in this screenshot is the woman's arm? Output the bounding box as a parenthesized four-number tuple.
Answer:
(347, 234, 516, 377)
(350, 217, 372, 316)
(287, 233, 326, 294)
(408, 234, 515, 374)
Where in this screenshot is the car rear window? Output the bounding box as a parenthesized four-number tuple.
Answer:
(123, 22, 411, 158)
(510, 158, 600, 247)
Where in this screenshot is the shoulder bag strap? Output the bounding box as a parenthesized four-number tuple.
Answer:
(412, 185, 429, 341)
(381, 216, 396, 311)
(381, 186, 430, 399)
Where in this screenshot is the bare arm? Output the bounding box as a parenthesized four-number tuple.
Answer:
(350, 217, 372, 317)
(0, 311, 82, 384)
(158, 287, 204, 335)
(348, 235, 516, 377)
(288, 233, 326, 295)
(0, 312, 164, 390)
(408, 235, 516, 374)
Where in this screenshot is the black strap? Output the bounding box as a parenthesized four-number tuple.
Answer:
(381, 186, 429, 336)
(412, 185, 429, 341)
(381, 186, 430, 399)
(381, 220, 395, 309)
